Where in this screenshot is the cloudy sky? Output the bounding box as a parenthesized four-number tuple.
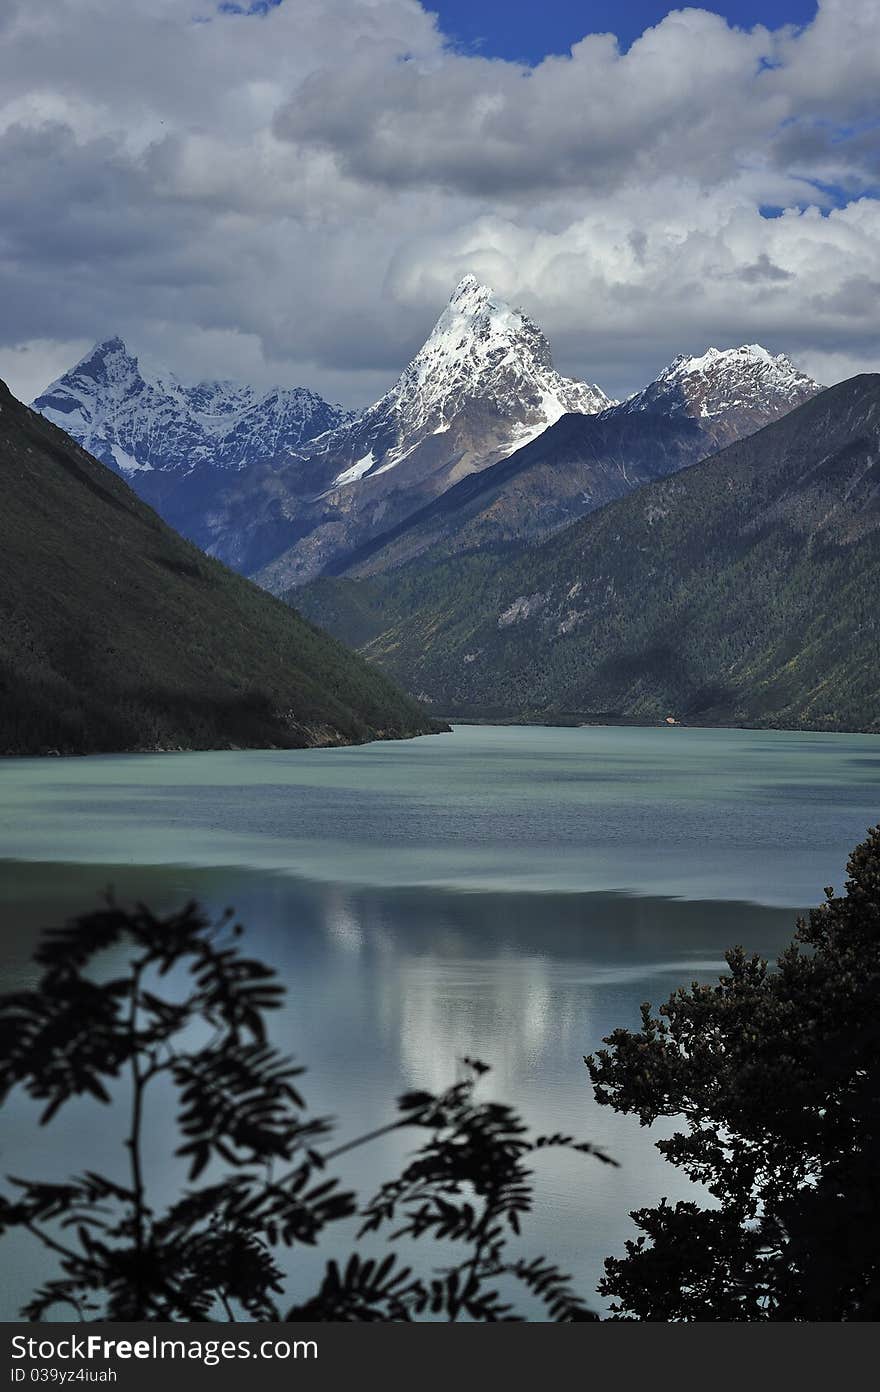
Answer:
(0, 0, 878, 407)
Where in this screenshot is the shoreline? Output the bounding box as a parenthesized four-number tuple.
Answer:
(0, 718, 450, 762)
(431, 712, 880, 737)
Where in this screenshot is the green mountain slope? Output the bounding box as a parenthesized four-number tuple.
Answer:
(0, 380, 439, 755)
(296, 376, 880, 733)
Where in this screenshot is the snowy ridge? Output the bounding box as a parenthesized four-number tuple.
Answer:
(305, 274, 614, 489)
(386, 274, 612, 448)
(617, 343, 822, 425)
(29, 289, 828, 595)
(32, 337, 351, 477)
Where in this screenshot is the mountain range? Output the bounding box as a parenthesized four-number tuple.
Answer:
(32, 339, 353, 577)
(33, 278, 820, 590)
(328, 340, 822, 579)
(296, 375, 880, 734)
(16, 274, 880, 739)
(247, 274, 613, 589)
(0, 378, 437, 756)
(34, 336, 351, 474)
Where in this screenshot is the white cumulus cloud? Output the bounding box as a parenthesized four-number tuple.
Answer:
(0, 0, 878, 406)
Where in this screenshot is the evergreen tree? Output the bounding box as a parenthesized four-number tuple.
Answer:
(587, 824, 880, 1320)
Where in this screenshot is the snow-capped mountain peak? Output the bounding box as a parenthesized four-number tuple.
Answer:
(32, 338, 351, 477)
(67, 336, 143, 400)
(618, 342, 822, 429)
(302, 275, 614, 491)
(390, 275, 612, 441)
(401, 277, 549, 396)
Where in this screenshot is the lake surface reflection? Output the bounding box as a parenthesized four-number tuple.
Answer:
(1, 725, 878, 1317)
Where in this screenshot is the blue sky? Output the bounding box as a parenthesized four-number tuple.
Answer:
(229, 1, 820, 58)
(428, 2, 818, 61)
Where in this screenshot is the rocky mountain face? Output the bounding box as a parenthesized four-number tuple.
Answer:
(0, 377, 437, 756)
(32, 282, 612, 587)
(33, 291, 822, 594)
(34, 337, 350, 474)
(615, 343, 821, 445)
(31, 338, 351, 551)
(294, 274, 611, 487)
(328, 343, 823, 580)
(296, 375, 880, 734)
(241, 275, 613, 589)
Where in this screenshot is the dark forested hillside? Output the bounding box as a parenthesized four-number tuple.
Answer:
(296, 376, 880, 733)
(324, 409, 711, 579)
(0, 380, 439, 756)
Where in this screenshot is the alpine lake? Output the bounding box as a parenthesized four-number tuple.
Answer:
(2, 723, 878, 1319)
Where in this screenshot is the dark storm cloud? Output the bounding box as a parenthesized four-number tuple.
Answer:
(737, 254, 795, 283)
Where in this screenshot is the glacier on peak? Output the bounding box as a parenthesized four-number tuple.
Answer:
(394, 274, 612, 423)
(299, 274, 614, 489)
(32, 337, 351, 477)
(662, 343, 794, 378)
(26, 287, 829, 596)
(617, 341, 822, 425)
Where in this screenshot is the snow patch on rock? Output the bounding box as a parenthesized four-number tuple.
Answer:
(33, 338, 351, 478)
(296, 276, 614, 489)
(617, 343, 822, 426)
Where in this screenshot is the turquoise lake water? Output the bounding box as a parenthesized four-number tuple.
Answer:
(1, 724, 878, 1318)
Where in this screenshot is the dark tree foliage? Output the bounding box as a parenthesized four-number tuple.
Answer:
(587, 824, 880, 1321)
(0, 902, 614, 1322)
